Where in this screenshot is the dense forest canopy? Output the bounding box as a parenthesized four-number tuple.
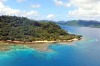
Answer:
(0, 15, 81, 42)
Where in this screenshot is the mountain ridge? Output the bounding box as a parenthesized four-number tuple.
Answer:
(57, 20, 100, 28)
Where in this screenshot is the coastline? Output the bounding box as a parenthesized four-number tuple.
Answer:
(0, 38, 82, 51)
(1, 37, 81, 44)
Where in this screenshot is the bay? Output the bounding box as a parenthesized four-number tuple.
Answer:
(0, 25, 100, 66)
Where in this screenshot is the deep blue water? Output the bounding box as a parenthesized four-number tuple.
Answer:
(0, 25, 100, 66)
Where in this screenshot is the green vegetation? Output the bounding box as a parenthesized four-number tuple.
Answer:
(0, 15, 82, 42)
(58, 20, 100, 28)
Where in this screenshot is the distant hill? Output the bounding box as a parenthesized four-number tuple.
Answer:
(0, 15, 81, 42)
(57, 20, 100, 28)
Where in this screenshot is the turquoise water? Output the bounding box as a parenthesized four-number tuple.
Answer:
(0, 25, 100, 66)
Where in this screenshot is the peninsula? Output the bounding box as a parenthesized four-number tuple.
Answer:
(0, 15, 82, 51)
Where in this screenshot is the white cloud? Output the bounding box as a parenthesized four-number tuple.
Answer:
(46, 14, 56, 20)
(54, 0, 100, 20)
(0, 0, 7, 3)
(54, 0, 71, 7)
(54, 0, 63, 6)
(25, 11, 39, 17)
(68, 0, 100, 20)
(16, 0, 26, 3)
(31, 4, 41, 8)
(0, 2, 39, 19)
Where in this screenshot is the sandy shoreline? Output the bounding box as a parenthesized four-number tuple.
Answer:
(0, 38, 81, 52)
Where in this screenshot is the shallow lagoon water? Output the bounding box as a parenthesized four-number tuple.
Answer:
(0, 25, 100, 66)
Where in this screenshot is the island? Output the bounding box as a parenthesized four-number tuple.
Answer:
(57, 20, 100, 28)
(0, 15, 82, 51)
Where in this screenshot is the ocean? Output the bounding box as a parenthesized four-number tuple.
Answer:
(0, 25, 100, 66)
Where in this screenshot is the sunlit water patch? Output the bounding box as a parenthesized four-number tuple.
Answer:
(0, 25, 100, 66)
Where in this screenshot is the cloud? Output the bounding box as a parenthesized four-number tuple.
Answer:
(46, 14, 56, 20)
(67, 0, 100, 20)
(31, 4, 41, 8)
(54, 0, 71, 7)
(16, 0, 26, 3)
(54, 0, 63, 6)
(25, 11, 39, 17)
(0, 2, 39, 19)
(0, 0, 7, 3)
(54, 0, 100, 20)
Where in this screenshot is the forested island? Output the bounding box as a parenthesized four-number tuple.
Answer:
(57, 20, 100, 28)
(0, 15, 82, 44)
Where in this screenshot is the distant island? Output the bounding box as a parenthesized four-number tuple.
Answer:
(57, 20, 100, 28)
(0, 15, 82, 44)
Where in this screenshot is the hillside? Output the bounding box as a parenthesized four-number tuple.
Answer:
(0, 15, 82, 42)
(57, 20, 100, 28)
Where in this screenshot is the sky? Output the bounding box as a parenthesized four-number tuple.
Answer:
(0, 0, 100, 21)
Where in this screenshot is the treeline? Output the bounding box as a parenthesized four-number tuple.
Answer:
(0, 15, 82, 42)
